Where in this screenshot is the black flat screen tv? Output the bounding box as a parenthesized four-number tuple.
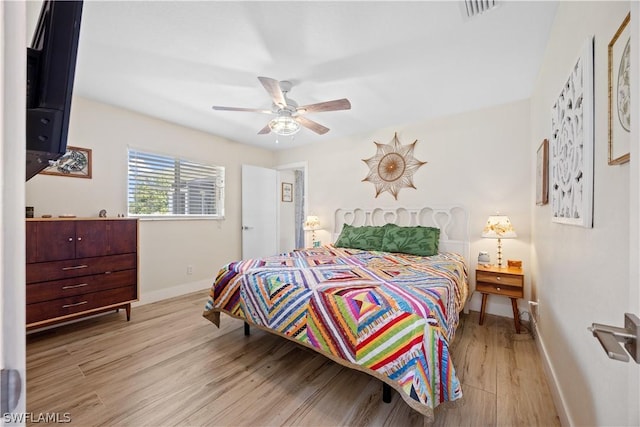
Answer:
(26, 0, 83, 181)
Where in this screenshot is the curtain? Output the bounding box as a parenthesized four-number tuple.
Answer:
(294, 170, 305, 248)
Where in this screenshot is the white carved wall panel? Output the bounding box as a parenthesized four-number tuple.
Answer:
(550, 37, 594, 228)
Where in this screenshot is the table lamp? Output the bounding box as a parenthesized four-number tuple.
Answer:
(304, 216, 321, 247)
(481, 214, 517, 267)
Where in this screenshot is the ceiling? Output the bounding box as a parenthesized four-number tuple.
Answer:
(30, 1, 559, 150)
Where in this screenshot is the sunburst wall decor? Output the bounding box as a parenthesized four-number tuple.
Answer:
(362, 132, 426, 200)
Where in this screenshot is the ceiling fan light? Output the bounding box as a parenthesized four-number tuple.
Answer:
(269, 115, 301, 136)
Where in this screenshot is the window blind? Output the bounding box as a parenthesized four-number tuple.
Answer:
(127, 149, 224, 218)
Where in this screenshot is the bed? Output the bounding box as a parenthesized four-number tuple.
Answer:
(203, 206, 470, 422)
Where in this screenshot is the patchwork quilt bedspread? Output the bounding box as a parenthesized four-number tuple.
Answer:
(203, 245, 468, 417)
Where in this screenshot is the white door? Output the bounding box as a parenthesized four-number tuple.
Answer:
(1, 1, 27, 422)
(241, 165, 278, 259)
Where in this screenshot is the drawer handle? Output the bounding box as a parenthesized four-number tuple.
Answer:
(496, 287, 501, 291)
(62, 265, 88, 271)
(62, 283, 89, 290)
(62, 301, 88, 309)
(496, 276, 501, 281)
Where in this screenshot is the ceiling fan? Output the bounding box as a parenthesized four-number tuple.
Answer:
(211, 76, 351, 136)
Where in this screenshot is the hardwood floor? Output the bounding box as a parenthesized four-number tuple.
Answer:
(26, 291, 560, 426)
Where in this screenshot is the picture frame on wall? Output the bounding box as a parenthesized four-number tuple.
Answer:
(608, 12, 631, 165)
(281, 182, 293, 202)
(536, 139, 549, 206)
(40, 146, 92, 179)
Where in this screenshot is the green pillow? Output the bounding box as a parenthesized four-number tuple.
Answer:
(380, 225, 440, 256)
(334, 224, 386, 251)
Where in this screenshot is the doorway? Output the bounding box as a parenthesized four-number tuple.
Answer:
(241, 162, 308, 259)
(276, 162, 308, 253)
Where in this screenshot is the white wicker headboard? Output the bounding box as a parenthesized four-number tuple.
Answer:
(333, 206, 470, 264)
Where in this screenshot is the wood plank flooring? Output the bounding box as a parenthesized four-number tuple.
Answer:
(26, 291, 560, 426)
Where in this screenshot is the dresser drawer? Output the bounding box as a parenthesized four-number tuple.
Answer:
(26, 253, 136, 283)
(476, 281, 523, 298)
(26, 286, 137, 325)
(476, 271, 523, 287)
(26, 269, 136, 304)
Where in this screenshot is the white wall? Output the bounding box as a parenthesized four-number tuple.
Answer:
(530, 2, 636, 425)
(276, 99, 532, 318)
(26, 97, 275, 301)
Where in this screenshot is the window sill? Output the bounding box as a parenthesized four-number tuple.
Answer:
(132, 215, 225, 221)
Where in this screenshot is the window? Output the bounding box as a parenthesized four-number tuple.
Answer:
(127, 149, 225, 219)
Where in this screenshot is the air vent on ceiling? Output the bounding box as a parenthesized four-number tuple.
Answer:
(462, 0, 499, 19)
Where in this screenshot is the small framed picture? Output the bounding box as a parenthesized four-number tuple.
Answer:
(608, 12, 631, 165)
(536, 139, 549, 206)
(281, 182, 293, 202)
(40, 146, 92, 178)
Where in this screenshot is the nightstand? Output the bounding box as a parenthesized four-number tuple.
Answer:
(476, 265, 524, 333)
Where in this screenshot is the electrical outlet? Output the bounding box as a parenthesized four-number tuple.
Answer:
(528, 300, 539, 322)
(187, 265, 193, 275)
(529, 301, 538, 322)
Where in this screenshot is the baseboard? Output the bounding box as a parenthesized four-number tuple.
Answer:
(535, 327, 572, 426)
(135, 279, 212, 306)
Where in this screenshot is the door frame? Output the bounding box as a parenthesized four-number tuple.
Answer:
(276, 161, 308, 252)
(1, 0, 27, 421)
(629, 3, 640, 424)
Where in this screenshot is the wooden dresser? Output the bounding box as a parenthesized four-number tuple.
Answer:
(26, 218, 138, 329)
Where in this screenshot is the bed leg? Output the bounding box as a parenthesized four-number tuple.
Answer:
(244, 321, 250, 336)
(382, 383, 392, 403)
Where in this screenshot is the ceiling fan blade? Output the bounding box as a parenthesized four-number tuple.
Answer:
(295, 116, 329, 135)
(212, 106, 272, 114)
(258, 76, 287, 107)
(257, 123, 271, 135)
(297, 98, 351, 114)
